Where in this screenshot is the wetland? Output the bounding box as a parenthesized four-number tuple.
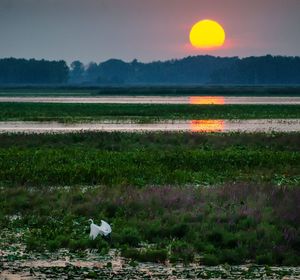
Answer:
(0, 89, 299, 279)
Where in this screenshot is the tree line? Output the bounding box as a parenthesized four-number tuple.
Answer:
(70, 55, 300, 85)
(0, 58, 68, 84)
(0, 55, 300, 85)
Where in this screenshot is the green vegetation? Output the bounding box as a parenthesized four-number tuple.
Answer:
(1, 183, 300, 265)
(0, 103, 299, 122)
(121, 248, 168, 263)
(0, 147, 298, 187)
(0, 132, 299, 265)
(0, 132, 299, 187)
(1, 131, 299, 150)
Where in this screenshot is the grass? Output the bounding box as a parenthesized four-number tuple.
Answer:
(0, 147, 298, 187)
(0, 132, 299, 187)
(0, 103, 299, 122)
(0, 131, 299, 150)
(1, 183, 300, 265)
(0, 131, 299, 265)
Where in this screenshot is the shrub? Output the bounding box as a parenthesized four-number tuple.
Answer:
(121, 248, 140, 260)
(256, 253, 274, 265)
(47, 240, 60, 252)
(237, 216, 256, 230)
(68, 239, 82, 252)
(170, 240, 194, 263)
(98, 241, 110, 255)
(282, 253, 300, 266)
(25, 237, 44, 252)
(202, 254, 220, 266)
(141, 249, 168, 263)
(225, 236, 238, 249)
(118, 227, 141, 246)
(220, 249, 243, 265)
(55, 235, 69, 247)
(195, 242, 217, 254)
(104, 203, 119, 218)
(142, 221, 170, 242)
(207, 230, 224, 247)
(170, 223, 189, 239)
(121, 248, 167, 263)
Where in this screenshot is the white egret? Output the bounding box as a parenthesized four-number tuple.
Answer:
(89, 219, 112, 240)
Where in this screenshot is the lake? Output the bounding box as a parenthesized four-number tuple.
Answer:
(0, 119, 299, 133)
(0, 96, 300, 104)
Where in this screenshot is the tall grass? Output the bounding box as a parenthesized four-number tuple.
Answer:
(0, 131, 299, 151)
(0, 132, 298, 187)
(0, 132, 299, 264)
(1, 184, 300, 265)
(0, 147, 298, 187)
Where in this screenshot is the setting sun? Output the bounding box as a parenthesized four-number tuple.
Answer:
(190, 19, 226, 49)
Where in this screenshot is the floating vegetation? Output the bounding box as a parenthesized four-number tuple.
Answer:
(0, 103, 299, 122)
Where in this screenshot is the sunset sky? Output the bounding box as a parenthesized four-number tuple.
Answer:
(1, 0, 300, 63)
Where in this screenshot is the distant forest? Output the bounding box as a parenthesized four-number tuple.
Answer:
(0, 58, 69, 84)
(1, 55, 300, 85)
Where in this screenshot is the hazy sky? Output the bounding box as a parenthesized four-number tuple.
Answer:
(1, 0, 300, 63)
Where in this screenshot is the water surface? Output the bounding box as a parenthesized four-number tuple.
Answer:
(0, 119, 299, 133)
(0, 96, 300, 104)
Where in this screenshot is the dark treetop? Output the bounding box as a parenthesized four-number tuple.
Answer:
(1, 55, 300, 85)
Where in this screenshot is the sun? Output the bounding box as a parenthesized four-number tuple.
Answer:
(189, 19, 226, 49)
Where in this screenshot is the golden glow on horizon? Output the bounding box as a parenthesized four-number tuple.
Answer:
(190, 96, 225, 105)
(191, 120, 225, 132)
(189, 20, 226, 49)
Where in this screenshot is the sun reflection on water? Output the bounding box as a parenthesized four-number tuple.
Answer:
(191, 120, 225, 132)
(189, 96, 225, 105)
